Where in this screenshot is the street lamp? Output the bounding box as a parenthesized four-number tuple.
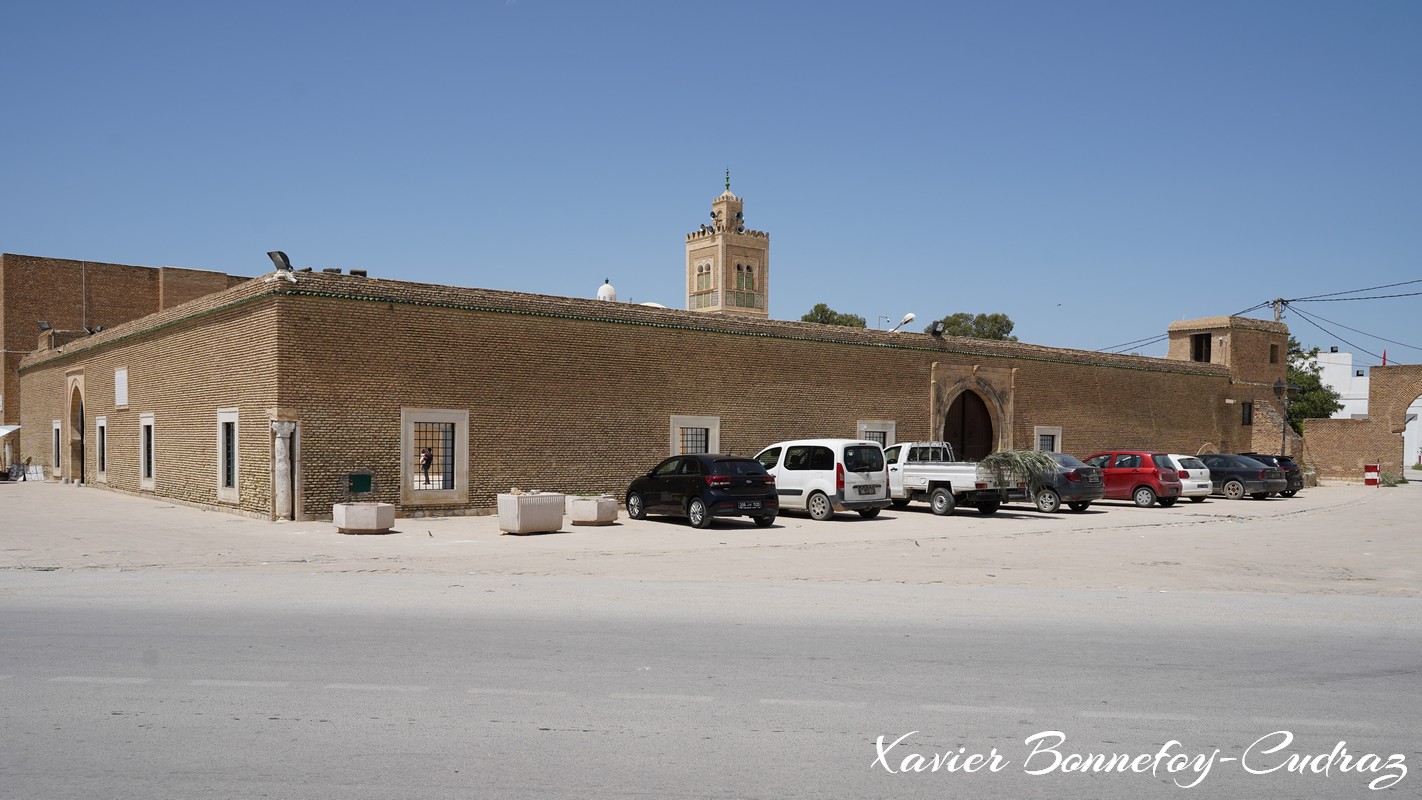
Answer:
(888, 312, 916, 333)
(1273, 379, 1300, 455)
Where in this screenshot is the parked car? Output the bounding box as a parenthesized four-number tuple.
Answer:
(1020, 452, 1105, 513)
(755, 439, 890, 520)
(1198, 453, 1287, 500)
(883, 441, 1014, 515)
(1239, 453, 1304, 497)
(1163, 454, 1212, 503)
(625, 454, 778, 528)
(1080, 451, 1184, 507)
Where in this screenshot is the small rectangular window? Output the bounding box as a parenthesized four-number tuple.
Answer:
(670, 415, 720, 455)
(52, 420, 61, 474)
(1038, 434, 1056, 452)
(139, 413, 155, 489)
(1269, 343, 1280, 364)
(96, 416, 108, 478)
(1191, 334, 1212, 363)
(400, 409, 469, 505)
(1242, 402, 1254, 426)
(216, 410, 239, 502)
(115, 368, 129, 407)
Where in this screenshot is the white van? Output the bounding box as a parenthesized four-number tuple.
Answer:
(754, 439, 890, 520)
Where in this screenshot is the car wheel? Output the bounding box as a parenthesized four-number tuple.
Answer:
(890, 498, 911, 509)
(929, 488, 956, 516)
(1133, 486, 1157, 508)
(1067, 501, 1091, 512)
(807, 491, 834, 521)
(1157, 497, 1178, 507)
(1189, 496, 1206, 503)
(687, 497, 710, 528)
(976, 500, 1001, 515)
(1223, 480, 1245, 500)
(1250, 492, 1269, 500)
(753, 515, 775, 528)
(626, 492, 646, 520)
(1034, 488, 1061, 513)
(1280, 490, 1297, 498)
(857, 508, 881, 519)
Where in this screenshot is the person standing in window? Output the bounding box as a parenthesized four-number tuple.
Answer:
(419, 447, 432, 487)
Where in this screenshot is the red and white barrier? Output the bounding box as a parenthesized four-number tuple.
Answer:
(1364, 464, 1380, 486)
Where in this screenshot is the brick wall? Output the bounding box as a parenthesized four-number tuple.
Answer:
(1305, 365, 1422, 480)
(21, 272, 1268, 519)
(1, 254, 243, 432)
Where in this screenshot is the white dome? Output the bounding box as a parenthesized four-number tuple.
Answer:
(596, 279, 617, 301)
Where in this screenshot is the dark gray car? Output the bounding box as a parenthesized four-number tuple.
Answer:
(1199, 453, 1287, 500)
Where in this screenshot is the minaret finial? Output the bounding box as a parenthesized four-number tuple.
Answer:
(725, 168, 730, 192)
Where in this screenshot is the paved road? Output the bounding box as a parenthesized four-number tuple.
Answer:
(1, 480, 1418, 797)
(2, 574, 1418, 799)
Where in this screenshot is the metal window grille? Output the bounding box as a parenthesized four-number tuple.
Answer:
(414, 421, 455, 490)
(864, 430, 886, 446)
(679, 427, 709, 454)
(1241, 402, 1254, 426)
(53, 427, 61, 468)
(98, 426, 106, 472)
(221, 421, 236, 488)
(1038, 434, 1056, 452)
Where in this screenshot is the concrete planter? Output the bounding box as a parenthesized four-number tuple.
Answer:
(497, 492, 565, 534)
(569, 496, 618, 526)
(334, 501, 396, 534)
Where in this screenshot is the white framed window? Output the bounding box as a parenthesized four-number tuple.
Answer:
(52, 420, 62, 476)
(95, 416, 108, 482)
(400, 408, 468, 504)
(670, 415, 720, 455)
(114, 368, 129, 408)
(1033, 426, 1063, 453)
(139, 412, 155, 490)
(216, 409, 239, 503)
(857, 419, 897, 447)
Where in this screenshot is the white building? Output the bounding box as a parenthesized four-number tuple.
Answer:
(1316, 348, 1422, 469)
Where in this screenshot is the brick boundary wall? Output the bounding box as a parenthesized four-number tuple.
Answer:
(1304, 365, 1422, 481)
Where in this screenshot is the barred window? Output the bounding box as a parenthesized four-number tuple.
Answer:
(680, 427, 709, 454)
(1038, 434, 1056, 452)
(863, 430, 886, 446)
(413, 421, 456, 491)
(1242, 402, 1254, 426)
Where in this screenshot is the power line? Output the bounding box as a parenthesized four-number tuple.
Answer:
(1284, 307, 1422, 354)
(1098, 334, 1168, 353)
(1289, 277, 1422, 302)
(1290, 290, 1422, 303)
(1287, 306, 1393, 364)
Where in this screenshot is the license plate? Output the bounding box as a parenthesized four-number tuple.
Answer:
(737, 501, 762, 510)
(855, 484, 877, 496)
(1087, 475, 1101, 484)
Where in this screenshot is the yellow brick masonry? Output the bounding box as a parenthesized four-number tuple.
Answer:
(23, 271, 1262, 520)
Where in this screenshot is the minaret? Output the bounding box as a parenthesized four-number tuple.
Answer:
(685, 170, 769, 318)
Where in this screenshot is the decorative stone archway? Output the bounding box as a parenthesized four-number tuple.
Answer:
(930, 363, 1014, 457)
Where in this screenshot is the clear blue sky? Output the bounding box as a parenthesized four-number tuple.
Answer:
(4, 1, 1418, 364)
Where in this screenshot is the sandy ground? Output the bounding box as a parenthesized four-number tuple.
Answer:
(0, 479, 1418, 596)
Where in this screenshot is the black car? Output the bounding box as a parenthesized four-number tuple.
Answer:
(1010, 452, 1105, 513)
(625, 454, 778, 528)
(1198, 454, 1287, 500)
(1240, 453, 1304, 497)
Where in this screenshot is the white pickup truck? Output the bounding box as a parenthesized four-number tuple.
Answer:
(884, 441, 1019, 515)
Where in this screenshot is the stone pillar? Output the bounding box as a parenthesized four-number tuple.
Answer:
(272, 421, 295, 520)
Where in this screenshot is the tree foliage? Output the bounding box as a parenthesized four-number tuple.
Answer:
(1286, 336, 1343, 434)
(800, 303, 866, 328)
(924, 312, 1018, 341)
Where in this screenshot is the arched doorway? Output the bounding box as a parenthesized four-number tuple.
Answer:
(69, 385, 85, 484)
(945, 390, 993, 461)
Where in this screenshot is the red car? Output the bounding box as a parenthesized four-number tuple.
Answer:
(1080, 451, 1184, 507)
